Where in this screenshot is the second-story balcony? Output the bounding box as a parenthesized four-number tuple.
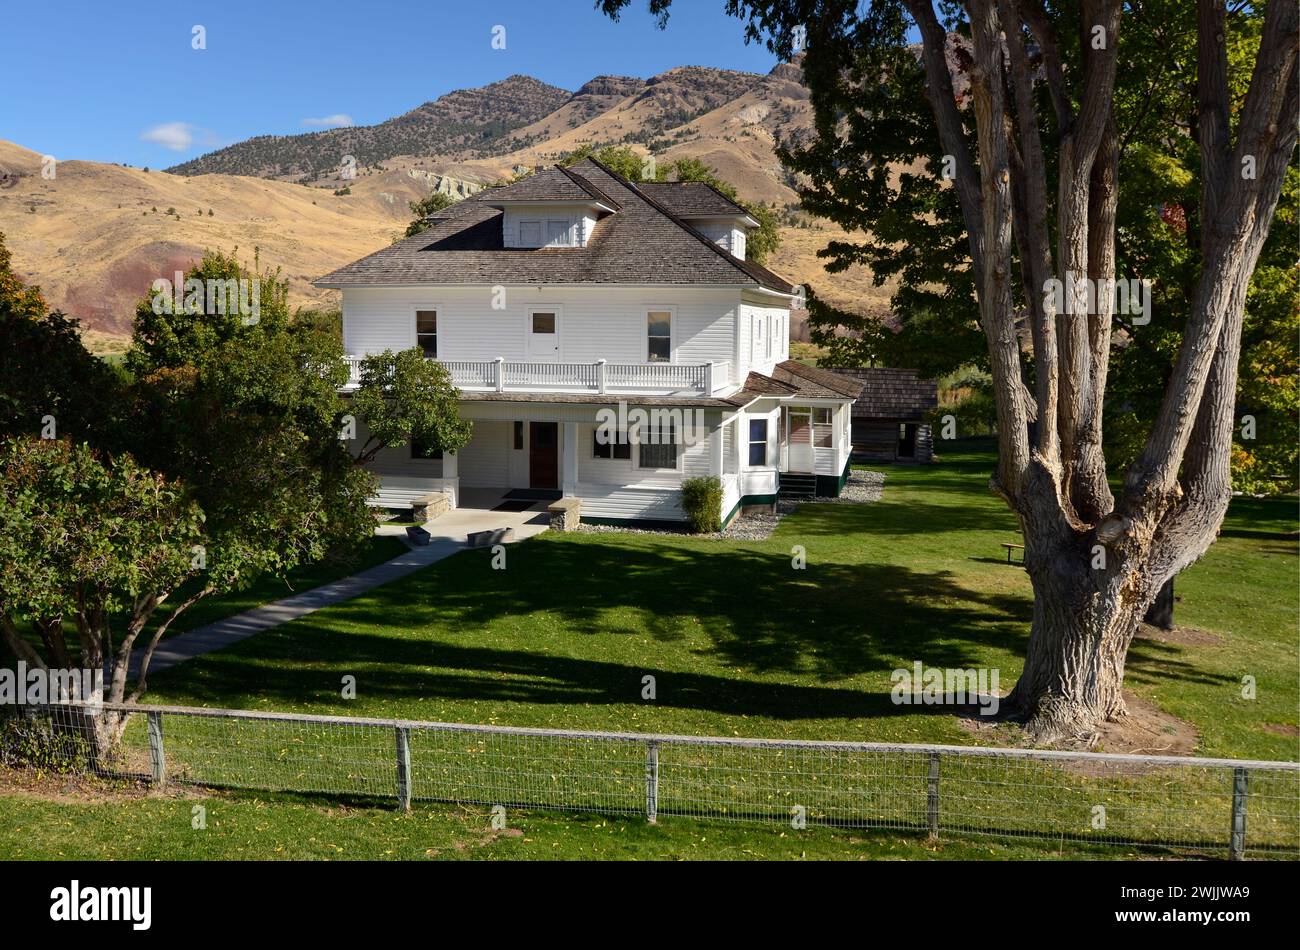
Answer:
(342, 356, 733, 398)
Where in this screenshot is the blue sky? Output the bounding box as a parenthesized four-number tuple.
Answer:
(2, 0, 782, 168)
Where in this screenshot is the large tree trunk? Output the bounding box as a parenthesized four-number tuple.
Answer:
(1008, 538, 1159, 741)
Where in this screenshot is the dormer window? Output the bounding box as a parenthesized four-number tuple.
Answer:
(547, 220, 573, 246)
(518, 220, 541, 245)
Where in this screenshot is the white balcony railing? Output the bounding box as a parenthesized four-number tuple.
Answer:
(342, 356, 732, 397)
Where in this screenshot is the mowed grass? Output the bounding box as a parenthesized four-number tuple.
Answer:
(0, 785, 1152, 861)
(147, 534, 408, 639)
(143, 440, 1299, 762)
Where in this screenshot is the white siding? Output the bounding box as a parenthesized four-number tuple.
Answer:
(688, 217, 748, 260)
(343, 286, 746, 385)
(458, 420, 510, 487)
(738, 299, 790, 377)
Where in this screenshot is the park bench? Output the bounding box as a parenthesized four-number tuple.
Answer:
(1001, 542, 1024, 564)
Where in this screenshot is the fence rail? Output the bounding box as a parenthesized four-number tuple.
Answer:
(15, 702, 1300, 859)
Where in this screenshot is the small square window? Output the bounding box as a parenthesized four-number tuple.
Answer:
(519, 220, 541, 245)
(532, 312, 556, 334)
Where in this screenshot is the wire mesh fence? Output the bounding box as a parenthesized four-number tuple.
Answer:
(10, 701, 1299, 858)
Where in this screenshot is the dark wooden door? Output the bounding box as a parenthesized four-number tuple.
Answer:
(529, 422, 558, 489)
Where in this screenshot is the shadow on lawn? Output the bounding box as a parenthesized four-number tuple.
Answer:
(152, 538, 1033, 722)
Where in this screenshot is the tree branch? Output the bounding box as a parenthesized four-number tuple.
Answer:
(903, 0, 987, 295)
(1002, 0, 1060, 463)
(968, 0, 1032, 497)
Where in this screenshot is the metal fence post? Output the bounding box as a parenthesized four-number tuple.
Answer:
(1229, 767, 1248, 861)
(395, 726, 412, 813)
(927, 752, 940, 838)
(147, 711, 166, 786)
(645, 740, 660, 824)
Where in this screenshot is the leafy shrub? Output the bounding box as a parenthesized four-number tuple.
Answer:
(681, 476, 723, 533)
(0, 713, 89, 773)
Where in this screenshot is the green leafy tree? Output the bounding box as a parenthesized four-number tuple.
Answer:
(349, 349, 474, 464)
(127, 248, 290, 375)
(0, 231, 125, 444)
(0, 438, 205, 754)
(558, 144, 658, 181)
(405, 190, 456, 237)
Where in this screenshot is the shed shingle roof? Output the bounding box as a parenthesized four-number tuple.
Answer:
(314, 158, 795, 293)
(833, 367, 939, 420)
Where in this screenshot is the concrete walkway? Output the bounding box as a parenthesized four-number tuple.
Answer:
(130, 494, 549, 676)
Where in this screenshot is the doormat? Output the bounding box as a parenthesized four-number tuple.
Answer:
(491, 499, 538, 512)
(504, 489, 562, 501)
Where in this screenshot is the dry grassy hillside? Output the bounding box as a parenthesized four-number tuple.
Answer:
(0, 140, 411, 338)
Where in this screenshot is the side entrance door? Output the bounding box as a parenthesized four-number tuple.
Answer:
(786, 408, 814, 473)
(529, 422, 558, 489)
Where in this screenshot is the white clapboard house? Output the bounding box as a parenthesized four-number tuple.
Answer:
(317, 157, 865, 527)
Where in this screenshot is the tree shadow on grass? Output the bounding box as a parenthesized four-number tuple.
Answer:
(150, 537, 1033, 723)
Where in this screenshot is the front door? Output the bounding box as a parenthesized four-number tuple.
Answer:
(786, 408, 814, 473)
(529, 422, 558, 489)
(527, 310, 559, 362)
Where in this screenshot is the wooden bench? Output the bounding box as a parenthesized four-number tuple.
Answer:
(1001, 542, 1024, 564)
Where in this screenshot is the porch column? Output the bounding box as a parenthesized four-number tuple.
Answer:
(562, 421, 578, 497)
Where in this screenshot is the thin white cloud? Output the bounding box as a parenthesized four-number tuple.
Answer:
(140, 122, 196, 151)
(301, 113, 354, 129)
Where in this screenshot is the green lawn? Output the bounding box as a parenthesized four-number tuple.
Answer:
(143, 440, 1299, 762)
(0, 785, 1156, 861)
(147, 534, 408, 639)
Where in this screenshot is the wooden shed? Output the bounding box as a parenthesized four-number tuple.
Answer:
(833, 368, 939, 463)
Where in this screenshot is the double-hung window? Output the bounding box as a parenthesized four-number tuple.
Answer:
(647, 311, 671, 362)
(748, 419, 768, 466)
(637, 420, 677, 469)
(415, 310, 437, 358)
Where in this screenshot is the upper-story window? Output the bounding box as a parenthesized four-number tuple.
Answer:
(518, 220, 541, 245)
(415, 310, 437, 358)
(647, 311, 671, 362)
